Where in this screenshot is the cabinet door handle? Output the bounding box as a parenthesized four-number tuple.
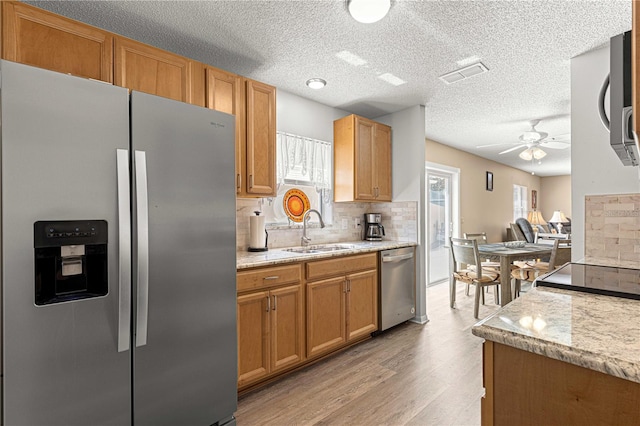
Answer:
(272, 295, 277, 311)
(266, 295, 271, 312)
(249, 174, 254, 189)
(343, 280, 347, 293)
(237, 173, 241, 190)
(347, 279, 351, 292)
(263, 276, 279, 281)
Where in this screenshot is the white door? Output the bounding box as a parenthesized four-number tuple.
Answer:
(426, 166, 459, 285)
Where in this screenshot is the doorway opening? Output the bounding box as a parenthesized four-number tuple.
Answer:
(426, 163, 460, 287)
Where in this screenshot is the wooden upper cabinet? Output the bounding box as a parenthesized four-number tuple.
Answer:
(2, 1, 113, 82)
(374, 124, 392, 201)
(245, 78, 276, 197)
(205, 73, 276, 197)
(334, 114, 392, 202)
(355, 119, 376, 200)
(115, 37, 199, 105)
(206, 66, 245, 193)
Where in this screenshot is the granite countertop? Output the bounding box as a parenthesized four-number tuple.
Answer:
(237, 240, 417, 270)
(472, 286, 640, 384)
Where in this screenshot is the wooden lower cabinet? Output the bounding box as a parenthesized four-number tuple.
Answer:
(306, 254, 378, 359)
(237, 264, 304, 390)
(237, 253, 379, 391)
(482, 341, 640, 425)
(306, 276, 347, 357)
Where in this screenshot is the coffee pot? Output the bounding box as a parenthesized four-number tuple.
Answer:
(363, 213, 385, 241)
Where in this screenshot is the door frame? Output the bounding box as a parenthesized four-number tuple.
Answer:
(425, 162, 460, 285)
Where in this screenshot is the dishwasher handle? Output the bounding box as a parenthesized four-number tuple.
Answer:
(382, 252, 414, 263)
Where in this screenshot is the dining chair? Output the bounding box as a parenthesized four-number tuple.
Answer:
(511, 239, 572, 297)
(449, 237, 502, 319)
(463, 232, 500, 296)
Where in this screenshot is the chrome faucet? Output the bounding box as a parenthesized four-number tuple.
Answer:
(301, 209, 325, 246)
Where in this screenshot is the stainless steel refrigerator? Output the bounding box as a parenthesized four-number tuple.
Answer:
(1, 60, 238, 425)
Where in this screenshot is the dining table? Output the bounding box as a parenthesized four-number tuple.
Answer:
(477, 242, 553, 306)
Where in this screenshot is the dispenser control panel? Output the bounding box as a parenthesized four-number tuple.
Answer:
(35, 221, 107, 247)
(34, 220, 108, 306)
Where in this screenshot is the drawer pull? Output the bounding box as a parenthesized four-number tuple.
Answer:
(263, 276, 279, 281)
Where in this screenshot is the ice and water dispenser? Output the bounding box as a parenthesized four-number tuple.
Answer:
(34, 220, 108, 305)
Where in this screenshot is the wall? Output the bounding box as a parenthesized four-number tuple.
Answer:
(540, 175, 572, 221)
(377, 105, 427, 324)
(276, 90, 349, 141)
(237, 198, 417, 250)
(425, 139, 541, 243)
(584, 194, 640, 268)
(571, 45, 640, 261)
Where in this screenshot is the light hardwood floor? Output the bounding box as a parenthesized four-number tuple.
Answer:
(235, 281, 506, 425)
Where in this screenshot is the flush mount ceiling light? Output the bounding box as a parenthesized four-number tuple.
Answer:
(347, 0, 391, 24)
(306, 78, 327, 89)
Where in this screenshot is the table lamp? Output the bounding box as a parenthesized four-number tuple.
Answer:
(548, 210, 568, 233)
(527, 210, 547, 241)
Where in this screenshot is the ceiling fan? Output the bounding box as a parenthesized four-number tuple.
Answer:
(477, 119, 571, 161)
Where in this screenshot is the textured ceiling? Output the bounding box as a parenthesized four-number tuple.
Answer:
(27, 0, 632, 176)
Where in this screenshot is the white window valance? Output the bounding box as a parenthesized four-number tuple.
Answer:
(276, 132, 331, 191)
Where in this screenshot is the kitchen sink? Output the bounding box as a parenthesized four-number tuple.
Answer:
(282, 244, 356, 254)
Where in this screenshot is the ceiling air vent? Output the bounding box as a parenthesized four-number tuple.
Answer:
(439, 62, 489, 85)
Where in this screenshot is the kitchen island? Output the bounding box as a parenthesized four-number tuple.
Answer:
(472, 286, 640, 425)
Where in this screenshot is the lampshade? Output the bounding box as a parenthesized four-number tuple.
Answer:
(347, 0, 391, 23)
(548, 210, 568, 223)
(518, 146, 547, 161)
(532, 147, 547, 160)
(518, 149, 533, 161)
(527, 210, 547, 226)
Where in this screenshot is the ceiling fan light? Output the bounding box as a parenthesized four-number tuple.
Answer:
(519, 149, 533, 161)
(347, 0, 391, 24)
(532, 147, 547, 160)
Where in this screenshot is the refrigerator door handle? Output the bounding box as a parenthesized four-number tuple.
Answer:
(116, 149, 132, 352)
(135, 150, 150, 347)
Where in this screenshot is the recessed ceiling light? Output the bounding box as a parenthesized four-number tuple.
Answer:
(347, 0, 391, 24)
(306, 78, 327, 89)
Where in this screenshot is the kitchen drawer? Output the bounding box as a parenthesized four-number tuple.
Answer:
(237, 263, 302, 292)
(306, 253, 377, 281)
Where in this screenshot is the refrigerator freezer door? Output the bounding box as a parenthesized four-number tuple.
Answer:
(130, 92, 237, 425)
(1, 61, 131, 424)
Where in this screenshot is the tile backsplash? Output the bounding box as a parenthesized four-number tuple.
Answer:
(584, 193, 640, 269)
(236, 199, 418, 251)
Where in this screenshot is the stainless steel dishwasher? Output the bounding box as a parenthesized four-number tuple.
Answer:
(379, 247, 416, 331)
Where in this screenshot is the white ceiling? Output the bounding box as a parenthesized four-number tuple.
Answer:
(28, 0, 632, 177)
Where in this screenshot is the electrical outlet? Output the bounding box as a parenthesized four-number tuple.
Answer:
(341, 218, 348, 230)
(354, 217, 361, 228)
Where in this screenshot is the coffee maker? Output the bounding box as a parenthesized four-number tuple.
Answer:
(364, 213, 385, 241)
